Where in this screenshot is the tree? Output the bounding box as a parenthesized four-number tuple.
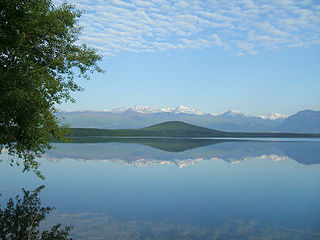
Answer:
(0, 186, 73, 240)
(0, 0, 103, 178)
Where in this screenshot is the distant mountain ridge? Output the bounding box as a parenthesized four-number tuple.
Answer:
(60, 105, 286, 119)
(57, 105, 320, 133)
(277, 110, 320, 133)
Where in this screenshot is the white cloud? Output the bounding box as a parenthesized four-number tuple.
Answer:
(61, 0, 320, 55)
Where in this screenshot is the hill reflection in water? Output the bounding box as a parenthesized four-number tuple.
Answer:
(45, 138, 320, 167)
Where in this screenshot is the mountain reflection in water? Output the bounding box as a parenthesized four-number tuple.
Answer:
(45, 138, 320, 167)
(1, 138, 320, 239)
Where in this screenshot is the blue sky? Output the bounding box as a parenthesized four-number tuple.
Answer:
(58, 0, 320, 116)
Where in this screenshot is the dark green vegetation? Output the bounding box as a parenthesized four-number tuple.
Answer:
(70, 121, 225, 137)
(0, 0, 102, 177)
(69, 121, 320, 139)
(0, 186, 72, 240)
(68, 137, 229, 152)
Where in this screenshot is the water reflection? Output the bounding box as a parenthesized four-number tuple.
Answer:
(1, 138, 320, 239)
(0, 186, 72, 240)
(45, 138, 320, 166)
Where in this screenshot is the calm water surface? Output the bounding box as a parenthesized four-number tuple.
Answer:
(1, 138, 320, 239)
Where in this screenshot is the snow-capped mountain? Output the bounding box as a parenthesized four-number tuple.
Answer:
(260, 113, 287, 120)
(56, 105, 320, 133)
(111, 105, 161, 114)
(58, 105, 284, 119)
(172, 105, 204, 115)
(217, 110, 250, 118)
(109, 105, 204, 115)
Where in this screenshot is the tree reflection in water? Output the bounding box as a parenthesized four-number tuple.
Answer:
(0, 186, 72, 240)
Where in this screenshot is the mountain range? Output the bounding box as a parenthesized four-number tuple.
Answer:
(57, 105, 320, 133)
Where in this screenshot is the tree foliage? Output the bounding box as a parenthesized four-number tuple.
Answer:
(0, 186, 73, 240)
(0, 0, 103, 177)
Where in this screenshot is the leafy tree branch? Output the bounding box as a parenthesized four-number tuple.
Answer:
(0, 0, 104, 178)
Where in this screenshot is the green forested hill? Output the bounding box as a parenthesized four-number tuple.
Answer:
(69, 121, 226, 137)
(69, 121, 320, 138)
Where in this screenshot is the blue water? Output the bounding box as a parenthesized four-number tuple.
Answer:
(1, 139, 320, 239)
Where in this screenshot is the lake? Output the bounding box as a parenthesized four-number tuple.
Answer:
(1, 138, 320, 239)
